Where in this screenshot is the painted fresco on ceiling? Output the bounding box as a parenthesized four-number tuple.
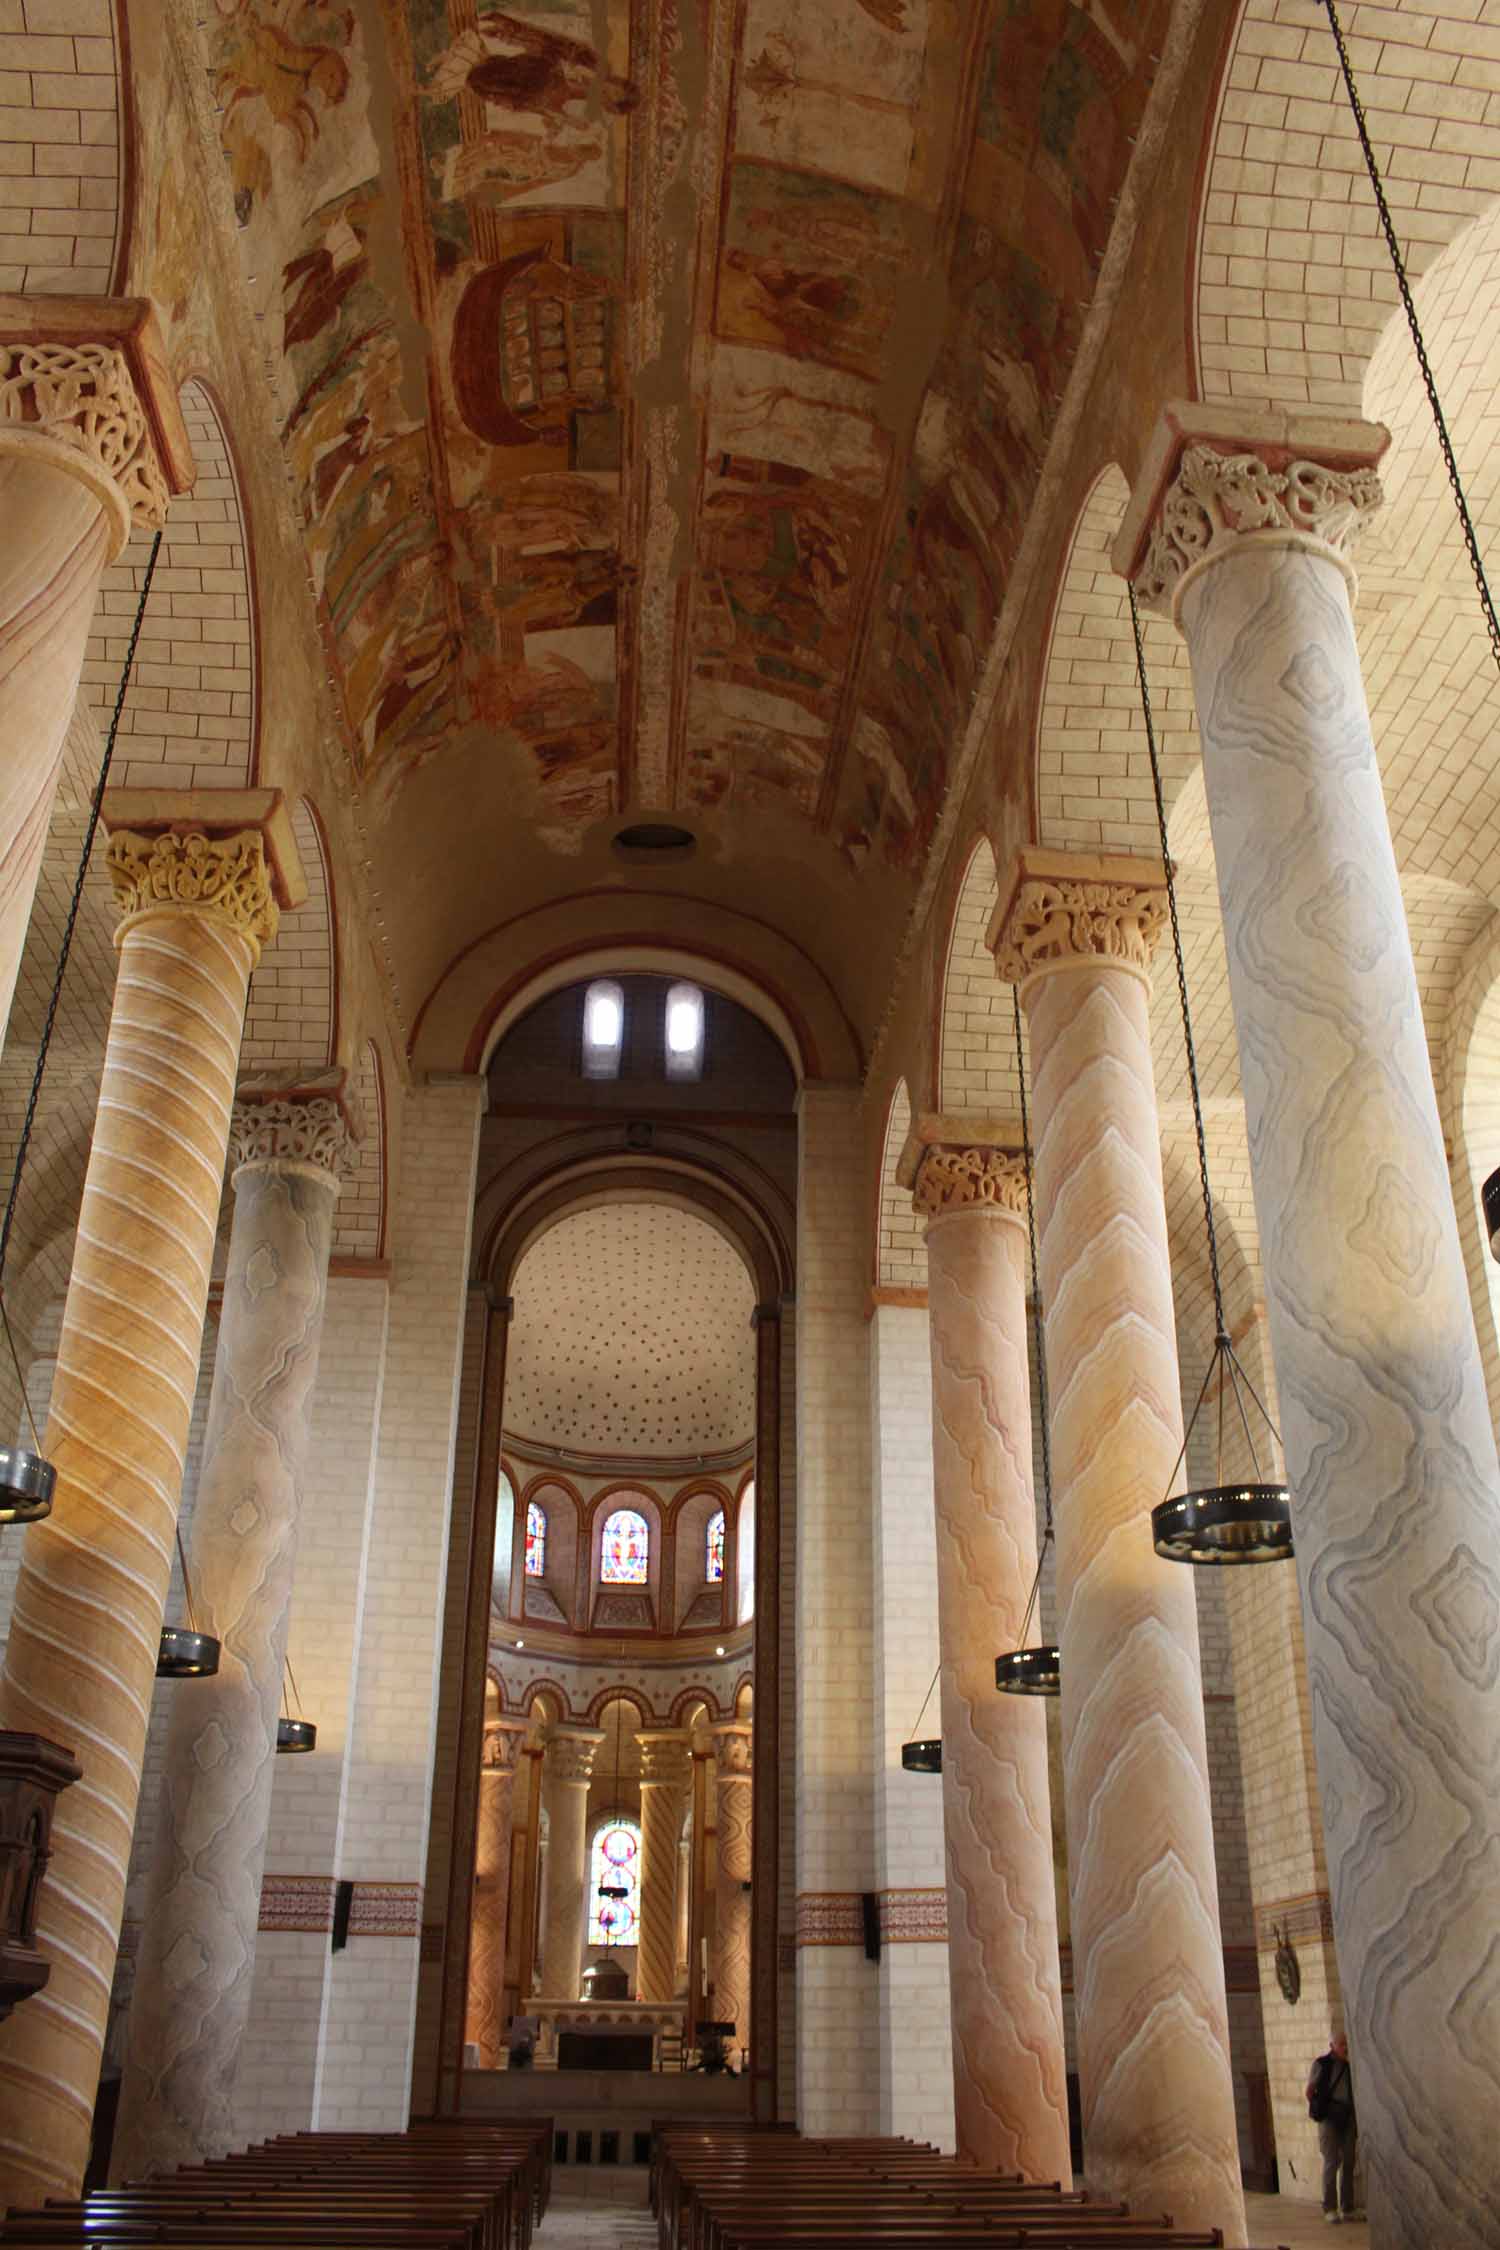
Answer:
(203, 0, 1165, 846)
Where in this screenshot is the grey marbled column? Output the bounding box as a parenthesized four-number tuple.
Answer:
(112, 1073, 353, 2178)
(1118, 402, 1500, 2250)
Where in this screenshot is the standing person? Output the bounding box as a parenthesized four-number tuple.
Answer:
(1307, 2029, 1357, 2224)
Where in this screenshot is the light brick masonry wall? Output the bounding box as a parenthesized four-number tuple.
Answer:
(0, 0, 122, 297)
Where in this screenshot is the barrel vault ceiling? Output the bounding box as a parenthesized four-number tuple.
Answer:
(199, 0, 1168, 1042)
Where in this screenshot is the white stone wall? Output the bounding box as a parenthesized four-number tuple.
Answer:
(869, 1303, 953, 2150)
(794, 1085, 879, 2132)
(311, 1079, 482, 2129)
(236, 1274, 391, 2145)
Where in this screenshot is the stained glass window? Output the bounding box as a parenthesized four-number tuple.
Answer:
(587, 1819, 641, 1946)
(525, 1500, 546, 1578)
(600, 1506, 649, 1584)
(706, 1510, 725, 1582)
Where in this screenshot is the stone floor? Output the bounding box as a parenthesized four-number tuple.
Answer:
(534, 2168, 1371, 2248)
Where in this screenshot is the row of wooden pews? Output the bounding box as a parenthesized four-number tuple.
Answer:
(0, 2122, 552, 2250)
(654, 2127, 1284, 2250)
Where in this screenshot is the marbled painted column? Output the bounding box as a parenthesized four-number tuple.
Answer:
(1118, 404, 1500, 2250)
(0, 804, 301, 2205)
(995, 851, 1244, 2241)
(466, 1717, 526, 2068)
(112, 1072, 357, 2179)
(909, 1135, 1069, 2182)
(537, 1727, 602, 2002)
(635, 1731, 690, 2005)
(0, 304, 191, 1054)
(709, 1722, 752, 2048)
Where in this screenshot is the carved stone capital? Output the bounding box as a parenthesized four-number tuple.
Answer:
(1112, 401, 1389, 623)
(545, 1726, 605, 1785)
(106, 828, 279, 961)
(636, 1731, 692, 1792)
(913, 1144, 1027, 1221)
(481, 1718, 527, 1776)
(0, 297, 195, 542)
(991, 848, 1169, 990)
(229, 1097, 352, 1186)
(710, 1721, 752, 1783)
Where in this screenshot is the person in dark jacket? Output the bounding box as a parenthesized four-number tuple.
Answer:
(1307, 2029, 1357, 2223)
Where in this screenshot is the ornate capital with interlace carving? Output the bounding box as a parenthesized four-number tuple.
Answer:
(636, 1731, 692, 1793)
(481, 1719, 527, 1776)
(710, 1721, 752, 1783)
(106, 828, 280, 962)
(991, 848, 1169, 991)
(545, 1726, 604, 1785)
(1112, 401, 1389, 624)
(230, 1066, 361, 1187)
(0, 297, 195, 543)
(913, 1144, 1027, 1221)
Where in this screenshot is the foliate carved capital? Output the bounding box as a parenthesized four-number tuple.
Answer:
(1131, 443, 1382, 615)
(481, 1721, 526, 1776)
(107, 828, 279, 961)
(637, 1733, 692, 1792)
(913, 1145, 1027, 1220)
(0, 340, 171, 528)
(992, 852, 1169, 987)
(229, 1095, 353, 1185)
(545, 1727, 604, 1785)
(710, 1722, 752, 1783)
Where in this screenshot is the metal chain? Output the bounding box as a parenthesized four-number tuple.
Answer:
(1012, 984, 1053, 1535)
(1321, 0, 1500, 678)
(0, 530, 164, 1293)
(1128, 582, 1227, 1340)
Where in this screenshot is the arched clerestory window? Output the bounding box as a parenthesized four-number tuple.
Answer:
(600, 1506, 649, 1584)
(706, 1509, 725, 1582)
(525, 1499, 547, 1578)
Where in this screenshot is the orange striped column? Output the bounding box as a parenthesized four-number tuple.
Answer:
(635, 1730, 690, 2004)
(0, 796, 302, 2207)
(0, 301, 192, 1055)
(995, 849, 1244, 2243)
(465, 1716, 527, 2069)
(709, 1722, 752, 2051)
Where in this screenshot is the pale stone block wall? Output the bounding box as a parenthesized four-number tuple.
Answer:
(0, 0, 121, 296)
(312, 1080, 482, 2129)
(794, 1085, 878, 2132)
(869, 1304, 953, 2149)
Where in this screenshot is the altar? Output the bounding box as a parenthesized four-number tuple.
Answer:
(524, 1998, 685, 2071)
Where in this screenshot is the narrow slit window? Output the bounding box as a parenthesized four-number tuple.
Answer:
(583, 979, 624, 1079)
(706, 1510, 725, 1583)
(663, 981, 704, 1081)
(525, 1500, 547, 1578)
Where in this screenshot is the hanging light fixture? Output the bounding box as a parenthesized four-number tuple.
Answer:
(0, 533, 164, 1534)
(996, 989, 1061, 1696)
(276, 1654, 316, 1753)
(900, 1666, 942, 1773)
(1128, 589, 1293, 1567)
(1318, 1, 1500, 1266)
(157, 1519, 220, 1678)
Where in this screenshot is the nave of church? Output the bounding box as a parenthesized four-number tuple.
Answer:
(0, 2, 1498, 2247)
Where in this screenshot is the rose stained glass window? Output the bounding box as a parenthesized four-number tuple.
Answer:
(525, 1500, 546, 1578)
(600, 1507, 649, 1584)
(706, 1510, 725, 1582)
(588, 1819, 641, 1946)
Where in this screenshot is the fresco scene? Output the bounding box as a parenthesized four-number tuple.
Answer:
(202, 0, 1156, 856)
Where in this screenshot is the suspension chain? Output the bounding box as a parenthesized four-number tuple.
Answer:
(1013, 984, 1054, 1534)
(1321, 0, 1500, 679)
(1128, 583, 1226, 1340)
(0, 530, 163, 1292)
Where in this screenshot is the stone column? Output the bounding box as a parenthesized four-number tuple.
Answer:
(907, 1130, 1070, 2182)
(709, 1721, 752, 2048)
(994, 851, 1244, 2241)
(0, 795, 303, 2205)
(537, 1726, 603, 2002)
(111, 1071, 357, 2178)
(0, 301, 192, 1054)
(1116, 403, 1500, 2249)
(466, 1716, 527, 2068)
(635, 1730, 690, 2004)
